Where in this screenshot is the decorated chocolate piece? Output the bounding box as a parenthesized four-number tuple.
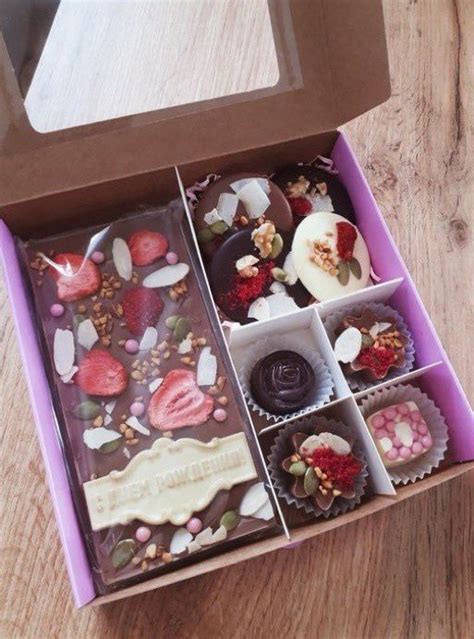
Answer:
(21, 206, 277, 592)
(208, 226, 310, 323)
(291, 212, 371, 301)
(193, 173, 293, 258)
(280, 431, 363, 511)
(250, 350, 315, 415)
(366, 401, 433, 468)
(334, 308, 409, 382)
(272, 163, 356, 223)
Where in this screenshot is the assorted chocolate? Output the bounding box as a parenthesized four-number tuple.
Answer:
(250, 350, 315, 415)
(22, 206, 277, 592)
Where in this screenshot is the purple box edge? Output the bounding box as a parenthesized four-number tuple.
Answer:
(0, 220, 96, 608)
(333, 132, 474, 461)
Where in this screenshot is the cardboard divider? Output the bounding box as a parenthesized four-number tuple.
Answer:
(352, 361, 444, 400)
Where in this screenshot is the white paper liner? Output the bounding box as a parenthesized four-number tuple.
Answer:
(324, 302, 416, 391)
(268, 416, 368, 518)
(239, 334, 334, 423)
(359, 383, 449, 485)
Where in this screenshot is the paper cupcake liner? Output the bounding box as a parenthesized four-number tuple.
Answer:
(239, 334, 334, 423)
(268, 416, 368, 518)
(359, 383, 449, 485)
(324, 302, 416, 392)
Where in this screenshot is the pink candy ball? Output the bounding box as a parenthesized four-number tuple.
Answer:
(397, 403, 410, 415)
(417, 422, 428, 435)
(399, 446, 412, 459)
(385, 420, 396, 433)
(412, 432, 420, 442)
(50, 303, 65, 318)
(412, 442, 423, 454)
(411, 410, 423, 422)
(125, 339, 139, 354)
(186, 518, 203, 534)
(91, 251, 105, 264)
(130, 401, 145, 417)
(213, 408, 227, 422)
(372, 415, 385, 428)
(384, 408, 397, 420)
(386, 449, 399, 461)
(421, 435, 432, 448)
(375, 428, 388, 439)
(166, 252, 178, 265)
(392, 437, 402, 448)
(135, 526, 151, 543)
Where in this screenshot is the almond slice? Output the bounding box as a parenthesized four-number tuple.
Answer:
(125, 416, 150, 436)
(112, 238, 133, 281)
(252, 498, 274, 521)
(187, 540, 202, 554)
(170, 528, 193, 555)
(195, 527, 213, 546)
(197, 346, 217, 387)
(143, 263, 189, 288)
(60, 365, 78, 384)
(148, 377, 163, 394)
(235, 254, 259, 272)
(283, 252, 298, 285)
(77, 318, 99, 350)
(53, 328, 75, 376)
(139, 327, 158, 351)
(334, 326, 362, 364)
(178, 338, 193, 354)
(239, 482, 268, 517)
(83, 427, 121, 450)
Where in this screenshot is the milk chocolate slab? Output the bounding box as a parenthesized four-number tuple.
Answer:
(20, 204, 278, 593)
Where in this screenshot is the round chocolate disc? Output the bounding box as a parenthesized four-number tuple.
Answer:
(209, 227, 310, 324)
(272, 164, 356, 223)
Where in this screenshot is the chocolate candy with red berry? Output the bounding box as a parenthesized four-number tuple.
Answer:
(272, 164, 356, 224)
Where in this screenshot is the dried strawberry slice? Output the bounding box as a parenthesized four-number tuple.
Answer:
(75, 349, 128, 397)
(289, 196, 312, 217)
(336, 222, 357, 261)
(128, 230, 168, 266)
(50, 253, 101, 302)
(122, 286, 164, 335)
(148, 369, 214, 430)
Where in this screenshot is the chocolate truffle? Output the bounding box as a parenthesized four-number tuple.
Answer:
(334, 307, 410, 382)
(250, 350, 315, 414)
(272, 163, 356, 223)
(366, 401, 433, 468)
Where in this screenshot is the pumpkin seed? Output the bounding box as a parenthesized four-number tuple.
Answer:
(361, 333, 374, 348)
(165, 314, 181, 330)
(270, 233, 284, 259)
(98, 437, 123, 454)
(210, 220, 229, 235)
(303, 466, 319, 496)
(73, 400, 102, 421)
(174, 317, 191, 342)
(289, 461, 307, 476)
(349, 257, 362, 279)
(111, 539, 136, 569)
(197, 228, 214, 243)
(220, 510, 239, 531)
(337, 260, 350, 286)
(271, 267, 288, 283)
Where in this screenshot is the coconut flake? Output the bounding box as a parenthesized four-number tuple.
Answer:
(123, 447, 131, 459)
(143, 263, 189, 288)
(112, 238, 132, 281)
(148, 377, 163, 394)
(247, 297, 270, 321)
(299, 435, 324, 456)
(318, 432, 351, 456)
(125, 416, 150, 436)
(53, 329, 75, 376)
(197, 346, 217, 387)
(83, 427, 121, 450)
(334, 326, 362, 363)
(216, 192, 239, 227)
(103, 414, 113, 426)
(252, 498, 274, 521)
(195, 527, 213, 546)
(77, 319, 99, 350)
(311, 194, 334, 212)
(210, 525, 228, 544)
(235, 254, 259, 272)
(394, 421, 414, 447)
(283, 252, 298, 285)
(60, 365, 78, 384)
(237, 180, 270, 218)
(379, 437, 393, 453)
(230, 177, 270, 195)
(239, 482, 268, 517)
(269, 281, 287, 295)
(178, 338, 193, 354)
(139, 327, 158, 351)
(203, 208, 222, 226)
(104, 400, 117, 415)
(170, 528, 193, 555)
(266, 293, 299, 317)
(187, 540, 202, 554)
(369, 322, 393, 339)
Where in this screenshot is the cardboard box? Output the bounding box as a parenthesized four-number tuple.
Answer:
(0, 0, 472, 607)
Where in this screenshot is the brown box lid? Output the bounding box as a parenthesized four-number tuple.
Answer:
(0, 0, 390, 206)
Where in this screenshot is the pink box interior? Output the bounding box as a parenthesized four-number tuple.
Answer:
(1, 131, 472, 607)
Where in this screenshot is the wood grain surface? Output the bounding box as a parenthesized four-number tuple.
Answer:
(1, 1, 473, 637)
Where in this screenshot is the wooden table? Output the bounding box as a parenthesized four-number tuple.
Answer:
(1, 1, 473, 637)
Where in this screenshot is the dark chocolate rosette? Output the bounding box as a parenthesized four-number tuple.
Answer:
(268, 416, 368, 518)
(239, 335, 334, 422)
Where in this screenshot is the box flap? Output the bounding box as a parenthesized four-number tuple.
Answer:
(0, 0, 390, 205)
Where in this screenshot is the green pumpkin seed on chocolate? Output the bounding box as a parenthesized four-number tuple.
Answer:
(220, 510, 239, 531)
(210, 220, 229, 235)
(197, 228, 214, 243)
(270, 233, 284, 259)
(165, 314, 181, 330)
(174, 317, 191, 342)
(98, 437, 123, 454)
(303, 466, 319, 496)
(289, 461, 307, 476)
(73, 400, 102, 421)
(111, 539, 136, 569)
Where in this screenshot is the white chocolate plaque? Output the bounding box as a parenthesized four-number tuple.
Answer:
(83, 433, 258, 531)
